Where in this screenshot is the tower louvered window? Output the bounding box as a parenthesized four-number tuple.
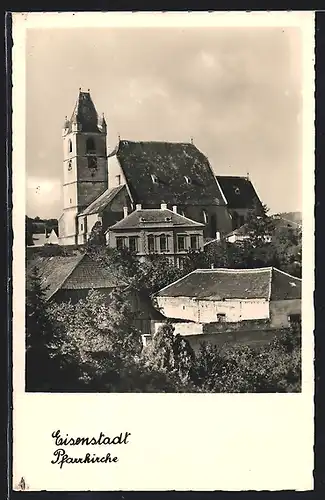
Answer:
(86, 137, 96, 154)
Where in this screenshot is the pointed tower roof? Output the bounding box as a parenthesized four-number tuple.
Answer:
(67, 90, 101, 133)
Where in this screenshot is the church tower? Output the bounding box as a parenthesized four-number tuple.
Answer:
(59, 89, 108, 245)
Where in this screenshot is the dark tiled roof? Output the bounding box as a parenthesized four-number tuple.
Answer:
(27, 254, 85, 301)
(216, 176, 263, 210)
(156, 267, 301, 301)
(62, 254, 128, 290)
(26, 254, 128, 300)
(79, 186, 125, 216)
(109, 208, 204, 231)
(67, 91, 101, 133)
(116, 140, 225, 206)
(270, 268, 301, 300)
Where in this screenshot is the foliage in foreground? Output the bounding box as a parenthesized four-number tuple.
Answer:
(26, 269, 301, 393)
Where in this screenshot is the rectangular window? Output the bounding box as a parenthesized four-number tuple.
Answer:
(288, 314, 301, 324)
(129, 236, 138, 253)
(116, 174, 121, 186)
(217, 313, 226, 322)
(80, 223, 83, 231)
(148, 234, 155, 253)
(116, 237, 125, 250)
(177, 235, 185, 251)
(160, 234, 167, 252)
(190, 235, 198, 250)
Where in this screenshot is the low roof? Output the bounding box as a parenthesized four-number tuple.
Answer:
(26, 253, 128, 301)
(225, 215, 302, 239)
(156, 267, 301, 301)
(79, 185, 125, 216)
(115, 140, 225, 206)
(216, 176, 263, 210)
(108, 208, 204, 231)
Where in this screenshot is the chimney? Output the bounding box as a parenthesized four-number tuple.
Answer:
(215, 231, 220, 241)
(123, 206, 128, 218)
(172, 205, 178, 213)
(136, 204, 142, 210)
(161, 202, 168, 210)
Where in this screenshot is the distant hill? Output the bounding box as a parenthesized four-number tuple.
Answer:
(275, 212, 302, 226)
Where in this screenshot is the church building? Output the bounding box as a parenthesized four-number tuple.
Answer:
(58, 90, 263, 246)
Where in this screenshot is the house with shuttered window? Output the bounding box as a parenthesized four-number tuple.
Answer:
(106, 203, 204, 268)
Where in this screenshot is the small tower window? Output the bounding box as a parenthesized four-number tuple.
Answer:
(116, 174, 121, 186)
(151, 174, 159, 184)
(184, 176, 192, 184)
(202, 210, 208, 224)
(68, 160, 72, 171)
(68, 139, 72, 153)
(86, 137, 96, 154)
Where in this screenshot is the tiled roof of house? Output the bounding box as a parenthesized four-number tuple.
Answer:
(27, 253, 85, 301)
(62, 254, 128, 290)
(79, 185, 125, 216)
(224, 215, 301, 240)
(67, 91, 101, 133)
(216, 176, 263, 210)
(156, 267, 301, 301)
(108, 207, 204, 231)
(115, 140, 225, 206)
(26, 253, 128, 300)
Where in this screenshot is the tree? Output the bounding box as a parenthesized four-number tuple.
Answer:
(25, 216, 34, 246)
(143, 322, 196, 388)
(86, 221, 106, 250)
(25, 266, 78, 391)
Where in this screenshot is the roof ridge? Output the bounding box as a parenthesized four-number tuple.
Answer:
(272, 267, 302, 281)
(195, 267, 272, 273)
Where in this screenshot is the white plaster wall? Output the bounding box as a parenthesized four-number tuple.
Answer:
(198, 299, 269, 323)
(155, 296, 199, 322)
(108, 156, 126, 189)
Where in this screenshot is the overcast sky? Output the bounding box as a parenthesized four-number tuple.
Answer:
(26, 26, 302, 219)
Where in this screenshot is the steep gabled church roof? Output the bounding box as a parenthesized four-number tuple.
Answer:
(216, 176, 263, 210)
(78, 185, 126, 216)
(114, 140, 225, 207)
(67, 91, 101, 133)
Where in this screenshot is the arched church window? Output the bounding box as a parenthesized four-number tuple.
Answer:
(86, 137, 96, 154)
(202, 210, 208, 224)
(68, 139, 72, 153)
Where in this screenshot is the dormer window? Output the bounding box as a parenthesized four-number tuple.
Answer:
(165, 216, 172, 222)
(151, 174, 159, 184)
(86, 137, 96, 154)
(234, 187, 241, 195)
(139, 217, 146, 222)
(184, 176, 192, 184)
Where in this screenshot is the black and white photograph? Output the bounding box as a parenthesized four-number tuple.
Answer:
(12, 11, 314, 492)
(23, 16, 307, 395)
